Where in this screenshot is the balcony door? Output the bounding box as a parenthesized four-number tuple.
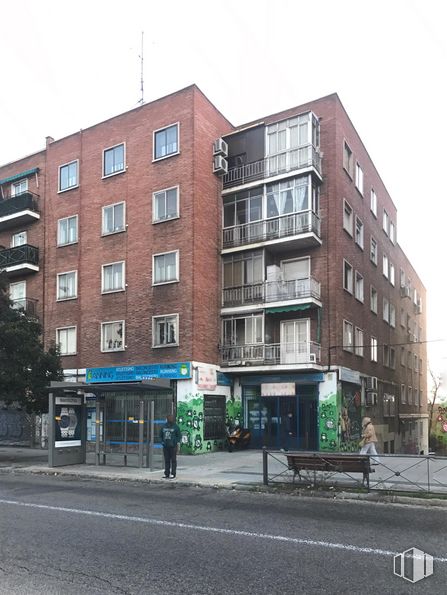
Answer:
(280, 319, 309, 364)
(281, 257, 310, 300)
(9, 281, 26, 309)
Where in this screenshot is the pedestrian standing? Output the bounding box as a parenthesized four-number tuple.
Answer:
(160, 414, 181, 478)
(359, 417, 380, 463)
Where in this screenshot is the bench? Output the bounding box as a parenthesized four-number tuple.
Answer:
(286, 452, 374, 491)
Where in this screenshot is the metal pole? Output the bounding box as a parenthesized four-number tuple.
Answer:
(48, 392, 55, 467)
(95, 399, 100, 466)
(138, 400, 144, 468)
(263, 447, 268, 485)
(149, 400, 155, 471)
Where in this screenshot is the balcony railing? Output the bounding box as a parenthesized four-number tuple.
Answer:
(223, 210, 321, 249)
(0, 191, 39, 217)
(0, 244, 39, 271)
(221, 341, 321, 366)
(222, 276, 321, 307)
(223, 145, 322, 189)
(11, 297, 38, 318)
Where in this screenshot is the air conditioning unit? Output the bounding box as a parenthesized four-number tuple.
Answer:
(213, 155, 228, 175)
(400, 285, 411, 298)
(366, 376, 378, 391)
(366, 392, 378, 406)
(309, 353, 316, 363)
(213, 138, 228, 157)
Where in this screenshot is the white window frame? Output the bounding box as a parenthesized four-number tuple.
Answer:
(152, 313, 179, 348)
(11, 231, 27, 247)
(370, 188, 377, 217)
(152, 185, 180, 223)
(390, 221, 396, 244)
(58, 159, 79, 193)
(389, 303, 396, 328)
(56, 326, 77, 356)
(57, 215, 78, 246)
(355, 162, 364, 195)
(355, 271, 364, 302)
(343, 199, 353, 235)
(355, 216, 364, 249)
(343, 320, 354, 352)
(152, 250, 179, 285)
(371, 337, 378, 362)
(383, 297, 389, 323)
(370, 237, 378, 265)
(103, 142, 126, 178)
(370, 286, 378, 314)
(153, 122, 180, 162)
(11, 178, 28, 196)
(383, 209, 389, 235)
(355, 327, 364, 357)
(102, 201, 126, 236)
(383, 253, 389, 278)
(389, 263, 395, 286)
(57, 270, 78, 301)
(401, 384, 406, 404)
(343, 140, 353, 178)
(101, 320, 125, 352)
(101, 261, 126, 294)
(343, 259, 353, 294)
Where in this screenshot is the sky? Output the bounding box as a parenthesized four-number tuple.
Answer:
(1, 0, 446, 392)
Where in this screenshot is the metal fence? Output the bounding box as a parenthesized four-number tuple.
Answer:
(262, 449, 447, 494)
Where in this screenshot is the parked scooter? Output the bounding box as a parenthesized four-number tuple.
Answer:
(226, 422, 251, 452)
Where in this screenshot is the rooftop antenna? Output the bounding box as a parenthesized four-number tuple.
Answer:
(138, 31, 144, 105)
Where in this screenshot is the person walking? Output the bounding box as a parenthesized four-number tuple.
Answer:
(359, 417, 380, 463)
(160, 414, 181, 478)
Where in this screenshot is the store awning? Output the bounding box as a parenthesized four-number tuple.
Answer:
(265, 304, 312, 314)
(0, 167, 39, 186)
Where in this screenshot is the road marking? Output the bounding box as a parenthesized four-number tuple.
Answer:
(1, 497, 446, 563)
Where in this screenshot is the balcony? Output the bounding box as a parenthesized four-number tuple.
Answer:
(223, 145, 322, 189)
(222, 276, 321, 308)
(0, 244, 39, 276)
(221, 341, 321, 367)
(222, 210, 321, 251)
(11, 297, 38, 318)
(0, 192, 40, 231)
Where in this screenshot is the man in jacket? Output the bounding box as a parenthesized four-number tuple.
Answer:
(359, 417, 380, 463)
(160, 414, 181, 478)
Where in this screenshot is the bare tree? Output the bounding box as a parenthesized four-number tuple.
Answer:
(428, 367, 442, 439)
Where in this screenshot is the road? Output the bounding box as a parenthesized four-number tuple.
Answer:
(0, 474, 445, 594)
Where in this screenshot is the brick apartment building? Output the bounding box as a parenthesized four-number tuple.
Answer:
(0, 85, 427, 454)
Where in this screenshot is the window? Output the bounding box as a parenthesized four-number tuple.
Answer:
(389, 263, 395, 286)
(414, 389, 419, 407)
(401, 347, 405, 366)
(408, 387, 413, 405)
(101, 320, 125, 352)
(154, 123, 179, 160)
(343, 320, 354, 352)
(153, 251, 179, 285)
(9, 281, 26, 309)
(266, 176, 312, 217)
(223, 314, 264, 346)
(11, 231, 27, 247)
(383, 254, 389, 278)
(153, 186, 179, 222)
(383, 297, 389, 323)
(355, 271, 364, 302)
(355, 327, 364, 357)
(57, 271, 77, 300)
(355, 217, 364, 248)
(153, 314, 178, 347)
(382, 209, 389, 235)
(343, 141, 353, 177)
(370, 286, 378, 314)
(103, 143, 125, 177)
(59, 160, 78, 192)
(266, 114, 318, 174)
(370, 189, 377, 217)
(383, 345, 389, 367)
(401, 384, 406, 404)
(102, 261, 125, 293)
(102, 202, 125, 235)
(343, 260, 353, 293)
(419, 358, 423, 375)
(389, 347, 396, 369)
(390, 221, 396, 244)
(389, 303, 396, 328)
(355, 162, 364, 195)
(58, 215, 78, 246)
(370, 237, 378, 265)
(371, 337, 378, 362)
(11, 178, 28, 196)
(223, 251, 263, 293)
(400, 308, 406, 327)
(343, 200, 353, 235)
(57, 326, 76, 356)
(414, 355, 418, 373)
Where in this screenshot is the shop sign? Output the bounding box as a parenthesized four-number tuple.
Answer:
(86, 362, 191, 383)
(197, 366, 217, 390)
(339, 367, 361, 385)
(261, 382, 295, 397)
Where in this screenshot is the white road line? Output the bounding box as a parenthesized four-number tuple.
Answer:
(1, 498, 446, 563)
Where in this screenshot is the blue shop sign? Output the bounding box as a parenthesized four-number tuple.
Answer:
(86, 362, 191, 383)
(217, 372, 233, 386)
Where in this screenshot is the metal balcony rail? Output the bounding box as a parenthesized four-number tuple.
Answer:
(223, 145, 322, 188)
(261, 451, 447, 494)
(0, 191, 39, 218)
(221, 341, 321, 365)
(222, 276, 321, 307)
(223, 210, 321, 249)
(11, 297, 38, 317)
(0, 244, 39, 268)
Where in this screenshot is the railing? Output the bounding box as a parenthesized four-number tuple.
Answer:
(0, 191, 39, 218)
(11, 297, 38, 317)
(221, 341, 321, 366)
(222, 276, 321, 307)
(223, 145, 322, 188)
(262, 450, 447, 494)
(0, 244, 39, 268)
(223, 210, 321, 249)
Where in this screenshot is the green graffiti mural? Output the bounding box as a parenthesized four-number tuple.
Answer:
(339, 386, 363, 453)
(226, 397, 242, 429)
(319, 392, 339, 451)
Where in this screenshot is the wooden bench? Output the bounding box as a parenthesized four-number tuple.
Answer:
(286, 452, 374, 491)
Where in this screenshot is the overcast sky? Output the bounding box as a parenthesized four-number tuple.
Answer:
(1, 0, 446, 383)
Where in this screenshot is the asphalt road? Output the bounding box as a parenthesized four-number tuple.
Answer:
(0, 474, 445, 595)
